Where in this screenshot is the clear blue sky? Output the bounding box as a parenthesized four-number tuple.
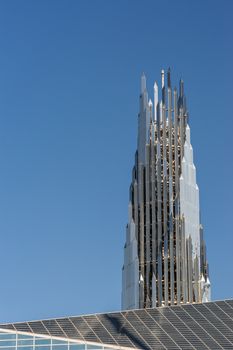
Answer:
(0, 0, 232, 322)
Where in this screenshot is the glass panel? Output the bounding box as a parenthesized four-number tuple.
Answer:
(18, 335, 33, 340)
(35, 339, 51, 345)
(0, 348, 17, 350)
(69, 345, 85, 350)
(51, 340, 68, 345)
(0, 334, 16, 340)
(0, 340, 16, 347)
(17, 347, 33, 350)
(86, 346, 103, 350)
(17, 340, 33, 346)
(51, 346, 68, 350)
(34, 336, 48, 339)
(35, 346, 50, 350)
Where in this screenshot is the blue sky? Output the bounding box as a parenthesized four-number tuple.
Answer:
(0, 0, 232, 322)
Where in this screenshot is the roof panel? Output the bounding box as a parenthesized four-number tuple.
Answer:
(0, 300, 233, 350)
(83, 315, 117, 346)
(182, 304, 231, 349)
(195, 304, 233, 344)
(215, 301, 233, 320)
(69, 316, 101, 344)
(28, 321, 50, 336)
(225, 300, 233, 309)
(56, 318, 84, 340)
(127, 311, 165, 350)
(118, 312, 151, 350)
(0, 324, 15, 331)
(137, 309, 179, 349)
(158, 307, 204, 349)
(205, 302, 233, 330)
(171, 306, 211, 349)
(42, 320, 66, 338)
(97, 313, 136, 349)
(13, 323, 32, 333)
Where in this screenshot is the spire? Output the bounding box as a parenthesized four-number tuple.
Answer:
(141, 72, 147, 94)
(149, 99, 153, 123)
(122, 70, 210, 310)
(178, 79, 185, 112)
(167, 67, 171, 88)
(153, 82, 158, 121)
(161, 69, 165, 105)
(179, 79, 184, 97)
(161, 69, 165, 88)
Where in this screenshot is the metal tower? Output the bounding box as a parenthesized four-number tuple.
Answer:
(122, 69, 211, 310)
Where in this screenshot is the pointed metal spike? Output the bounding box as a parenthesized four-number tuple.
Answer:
(141, 72, 146, 94)
(167, 67, 171, 88)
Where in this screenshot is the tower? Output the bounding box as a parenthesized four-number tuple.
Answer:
(122, 69, 211, 310)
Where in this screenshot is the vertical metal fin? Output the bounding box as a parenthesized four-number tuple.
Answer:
(145, 144, 151, 306)
(168, 79, 174, 305)
(174, 87, 181, 305)
(151, 135, 157, 287)
(139, 163, 145, 308)
(156, 112, 163, 306)
(181, 217, 187, 303)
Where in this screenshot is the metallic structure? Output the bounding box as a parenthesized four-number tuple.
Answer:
(122, 69, 211, 310)
(1, 299, 233, 350)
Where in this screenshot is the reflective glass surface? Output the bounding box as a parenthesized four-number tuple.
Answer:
(0, 331, 119, 350)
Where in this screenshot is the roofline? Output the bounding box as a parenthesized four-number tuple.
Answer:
(1, 298, 232, 325)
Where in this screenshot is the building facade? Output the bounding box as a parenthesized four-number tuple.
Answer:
(122, 69, 211, 310)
